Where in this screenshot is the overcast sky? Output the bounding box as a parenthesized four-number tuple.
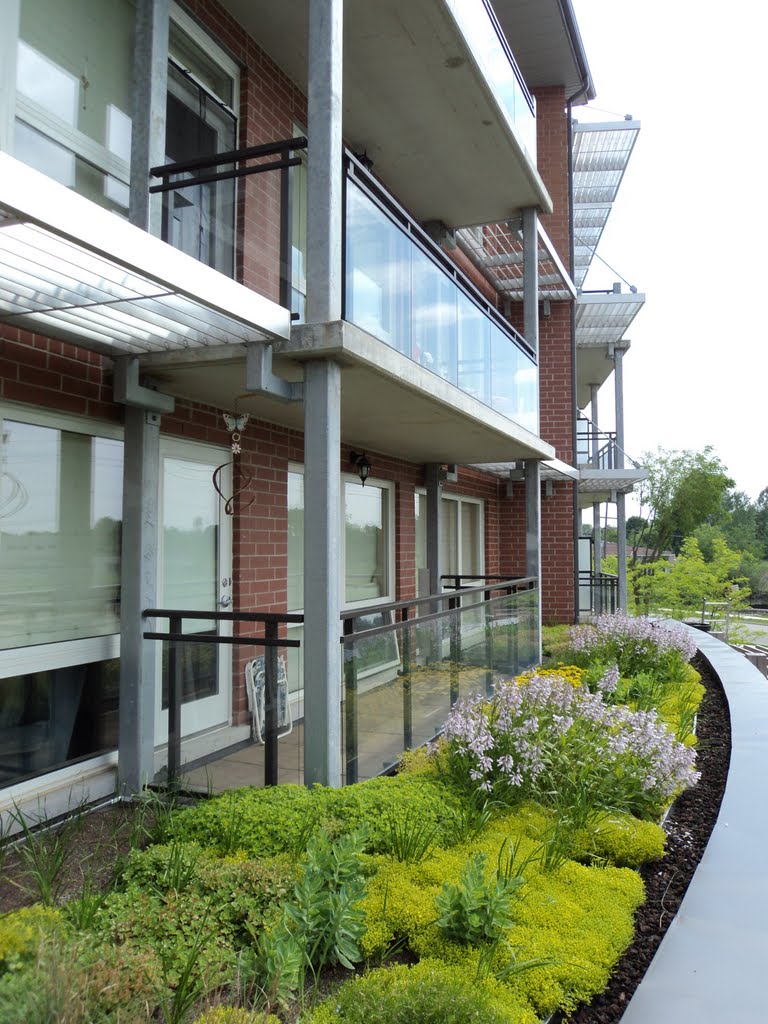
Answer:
(571, 0, 767, 502)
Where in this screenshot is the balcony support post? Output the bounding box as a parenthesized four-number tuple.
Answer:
(523, 207, 539, 360)
(306, 0, 343, 324)
(425, 464, 444, 598)
(301, 0, 344, 787)
(130, 0, 170, 234)
(118, 403, 161, 793)
(614, 345, 628, 610)
(525, 459, 542, 654)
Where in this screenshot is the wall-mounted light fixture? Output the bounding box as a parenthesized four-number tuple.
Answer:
(350, 450, 371, 486)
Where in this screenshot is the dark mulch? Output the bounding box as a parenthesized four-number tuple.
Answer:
(564, 655, 731, 1024)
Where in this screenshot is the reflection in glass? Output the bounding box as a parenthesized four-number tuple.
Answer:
(345, 483, 388, 603)
(161, 458, 219, 705)
(345, 179, 537, 428)
(0, 658, 119, 788)
(16, 40, 78, 125)
(0, 421, 123, 650)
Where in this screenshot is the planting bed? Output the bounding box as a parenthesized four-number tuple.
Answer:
(565, 656, 730, 1024)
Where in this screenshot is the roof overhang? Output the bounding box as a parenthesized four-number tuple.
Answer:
(575, 291, 645, 408)
(492, 0, 595, 103)
(472, 455, 579, 481)
(578, 466, 647, 507)
(0, 154, 290, 356)
(219, 0, 552, 227)
(572, 119, 641, 288)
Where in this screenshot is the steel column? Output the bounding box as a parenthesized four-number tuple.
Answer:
(119, 406, 161, 793)
(129, 0, 169, 234)
(523, 207, 539, 360)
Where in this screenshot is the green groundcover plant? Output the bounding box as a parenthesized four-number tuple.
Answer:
(0, 613, 703, 1023)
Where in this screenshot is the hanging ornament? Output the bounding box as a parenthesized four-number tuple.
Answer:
(213, 411, 255, 515)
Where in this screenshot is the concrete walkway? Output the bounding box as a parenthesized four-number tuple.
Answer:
(620, 627, 768, 1022)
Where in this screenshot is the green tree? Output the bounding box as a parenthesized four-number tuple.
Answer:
(632, 447, 733, 564)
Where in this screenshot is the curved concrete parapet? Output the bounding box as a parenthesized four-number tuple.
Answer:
(620, 626, 768, 1023)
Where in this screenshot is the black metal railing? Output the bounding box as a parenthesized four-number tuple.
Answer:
(578, 571, 618, 615)
(339, 577, 538, 784)
(143, 608, 302, 788)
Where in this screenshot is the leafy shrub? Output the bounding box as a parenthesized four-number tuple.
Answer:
(0, 905, 63, 975)
(170, 776, 462, 859)
(435, 846, 526, 946)
(301, 959, 539, 1024)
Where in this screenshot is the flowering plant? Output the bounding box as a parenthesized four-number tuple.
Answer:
(440, 672, 699, 822)
(567, 613, 697, 682)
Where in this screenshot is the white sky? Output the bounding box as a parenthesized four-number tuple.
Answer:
(571, 0, 767, 502)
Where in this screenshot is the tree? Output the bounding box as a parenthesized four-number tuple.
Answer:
(632, 447, 734, 564)
(756, 487, 768, 556)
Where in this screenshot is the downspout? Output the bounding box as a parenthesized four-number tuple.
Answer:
(565, 7, 595, 621)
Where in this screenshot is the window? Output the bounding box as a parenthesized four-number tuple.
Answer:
(0, 410, 123, 787)
(286, 467, 395, 701)
(162, 10, 238, 276)
(14, 0, 135, 215)
(415, 491, 484, 591)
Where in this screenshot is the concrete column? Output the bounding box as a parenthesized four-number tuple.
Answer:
(425, 464, 443, 595)
(525, 459, 542, 656)
(119, 406, 161, 793)
(522, 207, 539, 359)
(614, 346, 626, 466)
(589, 382, 599, 462)
(306, 0, 343, 324)
(617, 491, 628, 611)
(129, 0, 169, 234)
(303, 361, 342, 787)
(613, 346, 628, 609)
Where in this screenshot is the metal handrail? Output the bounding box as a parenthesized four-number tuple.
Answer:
(143, 607, 301, 788)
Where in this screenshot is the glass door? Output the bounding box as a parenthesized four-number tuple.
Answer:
(155, 440, 232, 742)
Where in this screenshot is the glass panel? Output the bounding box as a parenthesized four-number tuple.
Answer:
(457, 291, 490, 404)
(291, 153, 308, 321)
(0, 422, 123, 649)
(17, 0, 134, 204)
(345, 183, 411, 353)
(489, 323, 518, 419)
(345, 483, 388, 604)
(445, 0, 536, 161)
(161, 458, 218, 705)
(14, 121, 130, 216)
(287, 471, 304, 612)
(414, 491, 427, 594)
(163, 62, 237, 276)
(341, 585, 540, 783)
(411, 247, 457, 384)
(0, 657, 119, 788)
(345, 178, 537, 427)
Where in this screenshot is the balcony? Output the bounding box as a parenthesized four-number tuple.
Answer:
(219, 0, 551, 227)
(576, 418, 647, 506)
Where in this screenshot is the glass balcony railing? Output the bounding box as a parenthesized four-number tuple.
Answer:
(341, 578, 539, 783)
(444, 0, 537, 163)
(345, 165, 538, 434)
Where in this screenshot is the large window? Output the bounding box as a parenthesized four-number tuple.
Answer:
(286, 467, 394, 700)
(0, 411, 123, 787)
(14, 0, 135, 215)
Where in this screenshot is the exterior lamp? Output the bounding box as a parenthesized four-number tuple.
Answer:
(350, 451, 371, 486)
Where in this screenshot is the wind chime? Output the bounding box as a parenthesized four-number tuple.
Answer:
(212, 411, 255, 515)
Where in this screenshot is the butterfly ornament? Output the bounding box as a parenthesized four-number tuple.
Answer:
(213, 412, 255, 515)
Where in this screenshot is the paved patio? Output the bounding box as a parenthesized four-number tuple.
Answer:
(620, 627, 768, 1022)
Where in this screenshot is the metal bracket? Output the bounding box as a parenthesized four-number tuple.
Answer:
(246, 342, 304, 402)
(113, 357, 175, 413)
